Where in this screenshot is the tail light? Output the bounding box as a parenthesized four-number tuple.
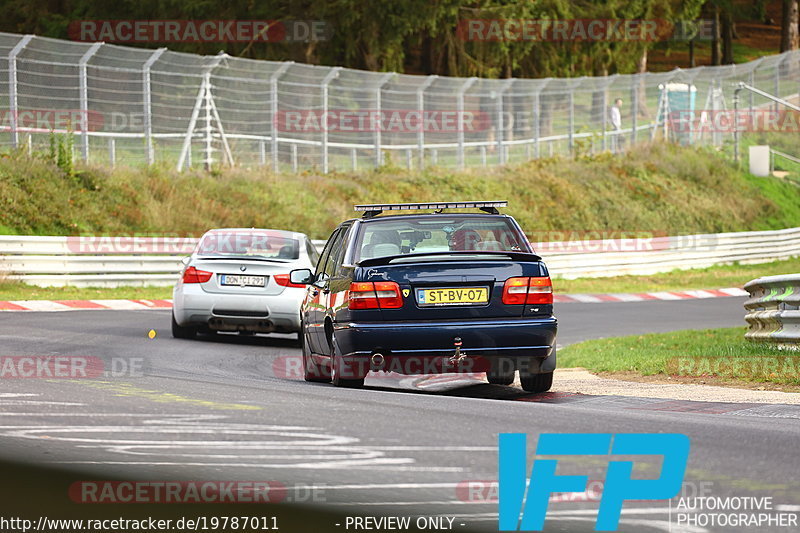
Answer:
(502, 276, 552, 305)
(273, 273, 307, 288)
(182, 266, 213, 284)
(348, 281, 403, 310)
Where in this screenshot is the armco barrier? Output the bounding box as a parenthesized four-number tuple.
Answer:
(744, 274, 800, 347)
(1, 227, 800, 287)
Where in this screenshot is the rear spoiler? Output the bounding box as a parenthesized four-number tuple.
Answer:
(357, 251, 542, 267)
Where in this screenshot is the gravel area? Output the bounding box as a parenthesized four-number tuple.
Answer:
(553, 368, 800, 404)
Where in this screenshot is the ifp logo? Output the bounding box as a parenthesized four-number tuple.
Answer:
(498, 433, 690, 531)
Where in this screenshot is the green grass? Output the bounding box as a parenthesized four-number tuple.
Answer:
(0, 279, 170, 301)
(3, 141, 800, 240)
(560, 327, 799, 386)
(553, 256, 800, 294)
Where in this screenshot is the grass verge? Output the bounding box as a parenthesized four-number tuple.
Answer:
(552, 256, 800, 294)
(3, 142, 800, 239)
(559, 327, 800, 390)
(0, 279, 170, 301)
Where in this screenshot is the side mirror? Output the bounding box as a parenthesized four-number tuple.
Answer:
(289, 268, 313, 285)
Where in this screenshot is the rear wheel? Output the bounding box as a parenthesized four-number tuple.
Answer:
(302, 323, 330, 383)
(330, 336, 364, 388)
(171, 312, 197, 339)
(520, 371, 553, 393)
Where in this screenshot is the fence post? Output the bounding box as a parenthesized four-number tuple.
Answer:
(141, 47, 165, 166)
(496, 79, 513, 164)
(77, 43, 103, 162)
(270, 62, 292, 173)
(8, 35, 33, 149)
(374, 72, 394, 168)
(108, 138, 115, 167)
(630, 74, 639, 146)
(568, 86, 575, 154)
(457, 77, 478, 169)
(321, 67, 341, 174)
(417, 75, 437, 171)
(533, 86, 543, 159)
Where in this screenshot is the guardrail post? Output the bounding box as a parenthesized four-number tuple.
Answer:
(533, 90, 541, 159)
(416, 75, 437, 170)
(77, 42, 102, 162)
(141, 48, 166, 167)
(321, 67, 341, 174)
(108, 138, 115, 167)
(7, 35, 33, 149)
(457, 77, 478, 169)
(270, 62, 292, 173)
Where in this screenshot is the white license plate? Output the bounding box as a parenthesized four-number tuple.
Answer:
(220, 274, 266, 287)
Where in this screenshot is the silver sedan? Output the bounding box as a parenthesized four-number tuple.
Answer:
(171, 228, 319, 338)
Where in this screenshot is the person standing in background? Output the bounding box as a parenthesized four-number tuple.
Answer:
(609, 98, 623, 153)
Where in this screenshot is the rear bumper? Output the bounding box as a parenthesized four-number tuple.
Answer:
(333, 317, 557, 375)
(173, 284, 304, 333)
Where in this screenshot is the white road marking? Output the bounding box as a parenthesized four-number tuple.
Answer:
(646, 292, 683, 300)
(8, 300, 72, 311)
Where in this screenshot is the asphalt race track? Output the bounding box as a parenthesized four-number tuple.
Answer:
(1, 297, 799, 533)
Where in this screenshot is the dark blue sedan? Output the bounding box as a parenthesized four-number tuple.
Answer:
(289, 201, 557, 392)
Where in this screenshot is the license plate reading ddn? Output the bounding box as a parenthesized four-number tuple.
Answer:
(418, 287, 489, 306)
(220, 274, 266, 287)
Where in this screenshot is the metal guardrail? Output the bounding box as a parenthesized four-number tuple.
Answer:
(2, 227, 800, 288)
(744, 274, 800, 347)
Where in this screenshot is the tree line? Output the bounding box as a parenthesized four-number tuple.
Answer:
(2, 0, 798, 77)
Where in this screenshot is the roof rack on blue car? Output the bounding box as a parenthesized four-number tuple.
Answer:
(354, 201, 508, 218)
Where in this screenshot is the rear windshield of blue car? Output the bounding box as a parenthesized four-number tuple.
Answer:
(355, 216, 529, 261)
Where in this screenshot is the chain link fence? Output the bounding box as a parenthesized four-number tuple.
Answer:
(0, 32, 798, 172)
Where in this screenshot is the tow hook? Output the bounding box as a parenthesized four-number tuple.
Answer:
(448, 337, 466, 366)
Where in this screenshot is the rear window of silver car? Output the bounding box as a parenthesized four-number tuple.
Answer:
(196, 231, 300, 260)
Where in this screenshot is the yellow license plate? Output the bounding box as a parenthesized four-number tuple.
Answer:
(417, 287, 489, 306)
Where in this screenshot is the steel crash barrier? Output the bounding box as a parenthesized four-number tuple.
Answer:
(744, 274, 800, 347)
(1, 226, 800, 288)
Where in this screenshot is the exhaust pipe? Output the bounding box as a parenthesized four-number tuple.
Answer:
(370, 353, 385, 370)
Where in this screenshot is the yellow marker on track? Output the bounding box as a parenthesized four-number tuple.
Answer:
(148, 329, 157, 339)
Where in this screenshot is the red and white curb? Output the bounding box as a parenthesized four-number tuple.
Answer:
(553, 287, 748, 304)
(0, 299, 172, 312)
(0, 288, 749, 312)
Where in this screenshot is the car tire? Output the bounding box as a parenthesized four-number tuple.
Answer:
(171, 312, 197, 339)
(487, 371, 515, 385)
(520, 371, 553, 393)
(302, 325, 330, 383)
(330, 337, 364, 388)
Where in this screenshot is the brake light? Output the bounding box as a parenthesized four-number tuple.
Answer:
(348, 281, 403, 310)
(182, 266, 213, 284)
(273, 273, 306, 288)
(502, 276, 552, 305)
